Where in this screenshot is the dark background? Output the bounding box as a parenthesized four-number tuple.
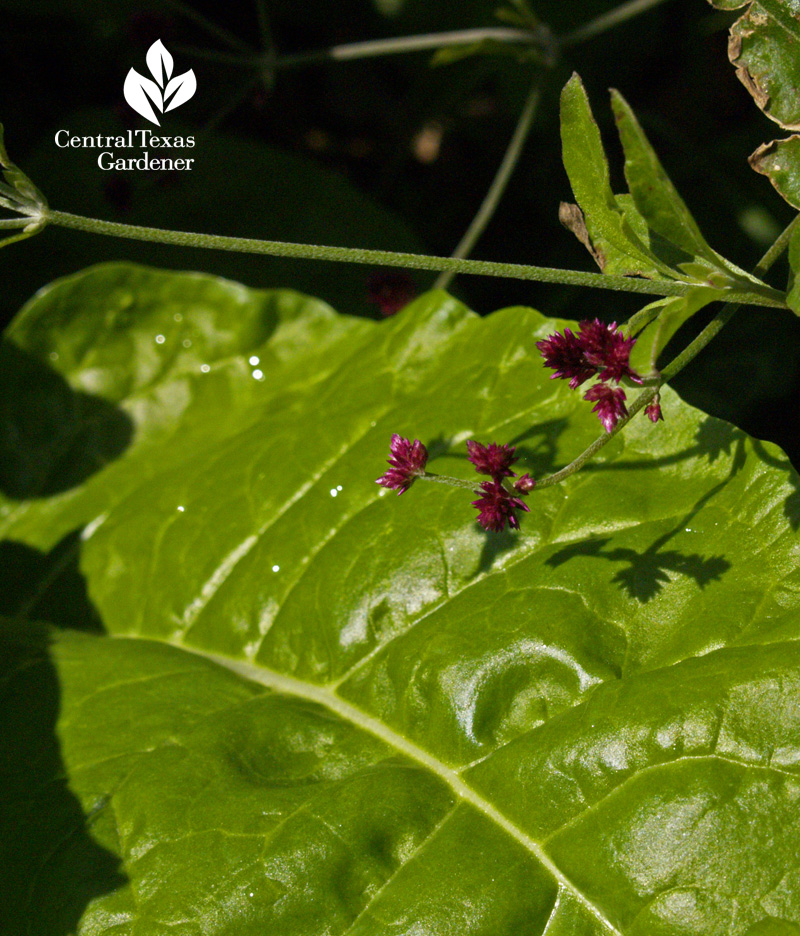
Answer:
(2, 0, 799, 466)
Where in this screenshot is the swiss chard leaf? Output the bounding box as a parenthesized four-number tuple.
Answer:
(3, 263, 800, 935)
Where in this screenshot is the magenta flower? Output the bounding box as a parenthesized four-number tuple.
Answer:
(536, 327, 596, 388)
(578, 319, 641, 385)
(471, 480, 530, 533)
(584, 384, 628, 432)
(376, 434, 428, 494)
(513, 473, 536, 493)
(645, 399, 664, 423)
(537, 319, 641, 388)
(467, 441, 518, 479)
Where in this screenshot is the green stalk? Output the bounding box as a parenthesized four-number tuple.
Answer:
(435, 78, 544, 291)
(561, 0, 675, 47)
(43, 210, 788, 305)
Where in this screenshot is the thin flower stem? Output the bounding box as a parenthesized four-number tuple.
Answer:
(420, 472, 480, 491)
(435, 77, 544, 291)
(159, 0, 253, 53)
(254, 0, 273, 54)
(43, 210, 788, 305)
(560, 0, 675, 48)
(0, 218, 29, 229)
(536, 385, 660, 488)
(661, 214, 800, 381)
(752, 212, 800, 278)
(276, 28, 554, 70)
(536, 213, 799, 490)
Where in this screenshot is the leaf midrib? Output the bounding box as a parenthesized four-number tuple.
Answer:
(159, 637, 623, 936)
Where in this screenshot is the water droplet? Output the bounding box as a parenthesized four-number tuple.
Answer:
(249, 355, 260, 366)
(49, 351, 59, 361)
(200, 364, 210, 373)
(272, 564, 280, 573)
(155, 334, 165, 344)
(177, 505, 185, 512)
(173, 312, 183, 322)
(252, 369, 263, 380)
(182, 338, 192, 348)
(330, 488, 338, 497)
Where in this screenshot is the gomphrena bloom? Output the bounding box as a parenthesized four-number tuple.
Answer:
(537, 319, 640, 388)
(471, 480, 530, 533)
(376, 434, 428, 494)
(513, 473, 536, 493)
(577, 319, 641, 385)
(645, 399, 664, 423)
(536, 327, 596, 389)
(467, 441, 518, 479)
(584, 384, 628, 433)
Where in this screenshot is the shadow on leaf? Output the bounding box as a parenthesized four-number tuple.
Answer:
(0, 340, 133, 499)
(546, 435, 741, 602)
(0, 529, 103, 632)
(0, 530, 127, 933)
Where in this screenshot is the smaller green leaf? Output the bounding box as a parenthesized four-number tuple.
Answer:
(749, 136, 800, 211)
(559, 74, 674, 279)
(610, 89, 717, 264)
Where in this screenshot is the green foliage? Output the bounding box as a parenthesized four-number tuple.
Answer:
(559, 74, 768, 297)
(3, 263, 800, 934)
(707, 0, 800, 209)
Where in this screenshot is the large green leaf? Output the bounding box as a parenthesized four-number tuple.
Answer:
(707, 0, 800, 208)
(4, 263, 800, 935)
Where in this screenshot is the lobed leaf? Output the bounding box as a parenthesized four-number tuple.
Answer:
(708, 0, 800, 208)
(3, 263, 800, 934)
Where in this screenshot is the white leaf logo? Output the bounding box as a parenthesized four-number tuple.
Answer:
(124, 40, 196, 126)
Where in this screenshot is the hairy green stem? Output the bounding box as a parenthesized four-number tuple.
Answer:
(535, 213, 799, 489)
(560, 0, 675, 47)
(435, 78, 544, 291)
(43, 210, 787, 304)
(535, 385, 660, 489)
(420, 472, 479, 491)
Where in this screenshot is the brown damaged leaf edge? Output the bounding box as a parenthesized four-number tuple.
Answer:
(558, 201, 607, 270)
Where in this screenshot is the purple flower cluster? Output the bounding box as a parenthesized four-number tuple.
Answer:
(376, 436, 535, 533)
(467, 441, 533, 532)
(376, 434, 428, 495)
(537, 319, 657, 432)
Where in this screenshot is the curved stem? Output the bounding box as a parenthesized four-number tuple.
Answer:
(160, 0, 252, 53)
(560, 0, 675, 48)
(44, 210, 788, 304)
(435, 77, 544, 291)
(420, 472, 479, 491)
(536, 385, 660, 488)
